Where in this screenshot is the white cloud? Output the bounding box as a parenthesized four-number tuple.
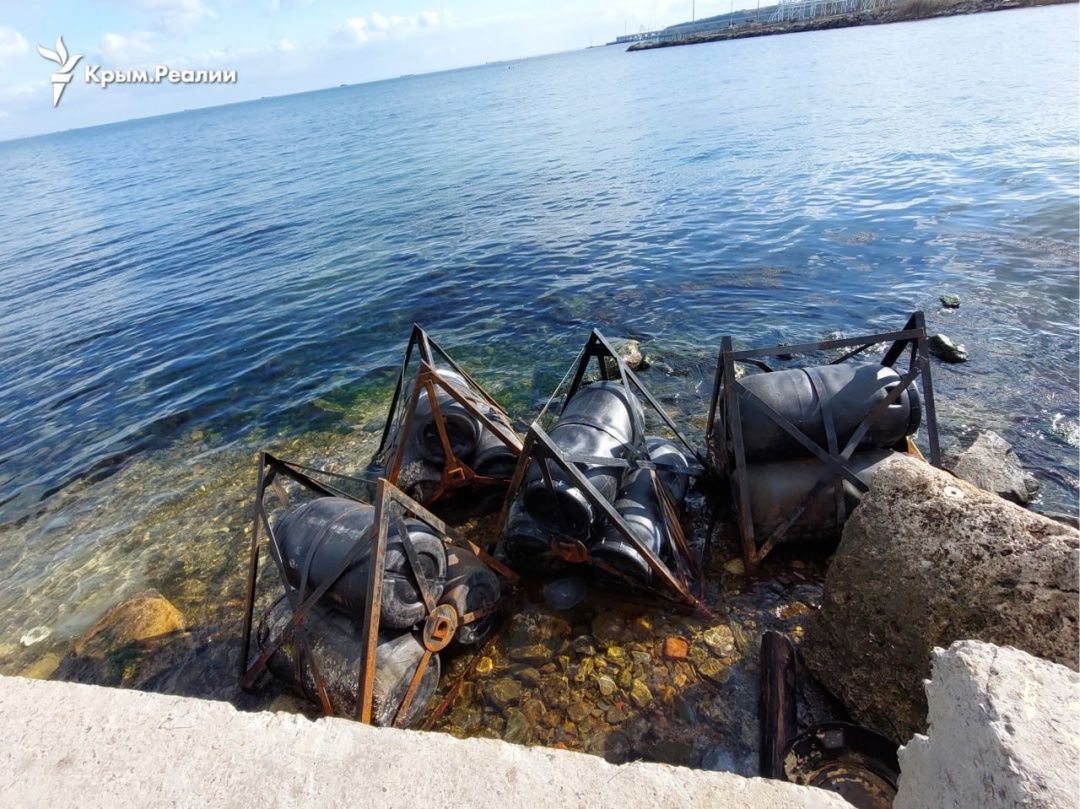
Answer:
(0, 26, 28, 64)
(0, 80, 40, 101)
(140, 0, 216, 35)
(269, 0, 314, 10)
(340, 16, 371, 45)
(336, 11, 445, 47)
(276, 38, 296, 53)
(100, 32, 155, 63)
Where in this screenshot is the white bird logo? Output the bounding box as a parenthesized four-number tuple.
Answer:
(37, 36, 82, 107)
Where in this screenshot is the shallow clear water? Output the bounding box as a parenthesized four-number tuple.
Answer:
(0, 3, 1076, 746)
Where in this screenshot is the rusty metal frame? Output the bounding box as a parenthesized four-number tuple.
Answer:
(496, 330, 715, 616)
(375, 324, 523, 506)
(704, 311, 940, 568)
(238, 452, 517, 725)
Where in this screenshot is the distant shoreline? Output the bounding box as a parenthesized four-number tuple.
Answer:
(627, 0, 1076, 52)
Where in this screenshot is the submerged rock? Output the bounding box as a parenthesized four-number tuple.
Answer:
(629, 679, 653, 708)
(951, 430, 1040, 505)
(939, 294, 961, 309)
(804, 456, 1079, 744)
(702, 625, 736, 656)
(53, 590, 187, 687)
(72, 590, 185, 658)
(896, 641, 1079, 809)
(662, 637, 688, 660)
(485, 678, 523, 709)
(19, 652, 61, 680)
(928, 333, 967, 363)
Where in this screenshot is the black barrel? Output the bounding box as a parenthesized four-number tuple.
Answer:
(589, 437, 691, 582)
(471, 414, 520, 480)
(393, 458, 444, 505)
(746, 450, 896, 543)
(275, 497, 447, 629)
(590, 466, 663, 581)
(732, 364, 921, 463)
(258, 596, 439, 727)
(522, 381, 643, 538)
(411, 367, 482, 464)
(439, 547, 500, 646)
(646, 436, 691, 503)
(498, 500, 555, 571)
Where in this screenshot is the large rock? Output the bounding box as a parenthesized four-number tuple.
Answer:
(72, 590, 185, 657)
(803, 455, 1078, 743)
(54, 590, 186, 686)
(952, 430, 1040, 505)
(896, 641, 1080, 809)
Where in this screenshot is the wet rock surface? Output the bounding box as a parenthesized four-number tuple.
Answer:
(896, 640, 1080, 809)
(615, 339, 647, 371)
(53, 590, 189, 687)
(928, 333, 968, 363)
(804, 455, 1079, 744)
(951, 430, 1041, 505)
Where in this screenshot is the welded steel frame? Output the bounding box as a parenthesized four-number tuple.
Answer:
(496, 330, 715, 615)
(238, 452, 517, 726)
(375, 324, 522, 506)
(705, 311, 940, 568)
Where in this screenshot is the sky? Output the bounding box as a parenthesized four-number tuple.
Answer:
(0, 0, 759, 141)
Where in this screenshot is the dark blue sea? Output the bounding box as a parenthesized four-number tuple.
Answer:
(0, 5, 1076, 660)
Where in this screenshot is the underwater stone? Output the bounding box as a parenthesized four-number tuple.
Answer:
(475, 656, 494, 675)
(630, 680, 653, 708)
(485, 678, 523, 710)
(72, 590, 184, 657)
(702, 625, 736, 656)
(723, 558, 745, 575)
(590, 613, 626, 646)
(571, 636, 597, 656)
(521, 698, 546, 724)
(19, 653, 61, 681)
(663, 637, 689, 660)
(568, 700, 592, 723)
(511, 644, 552, 665)
(517, 667, 541, 687)
(503, 710, 533, 746)
(697, 658, 724, 678)
(512, 613, 572, 644)
(939, 294, 961, 309)
(573, 658, 594, 683)
(606, 704, 629, 724)
(596, 675, 616, 697)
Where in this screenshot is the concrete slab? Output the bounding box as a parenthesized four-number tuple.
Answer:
(0, 675, 848, 808)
